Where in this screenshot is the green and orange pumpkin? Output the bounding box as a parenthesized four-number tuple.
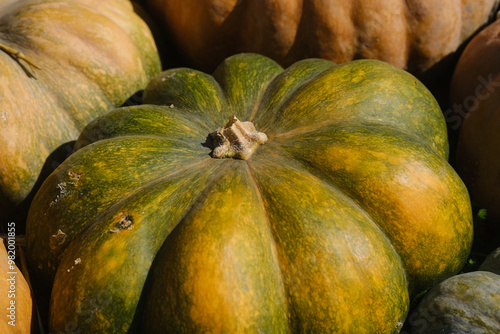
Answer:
(26, 54, 472, 333)
(0, 0, 161, 229)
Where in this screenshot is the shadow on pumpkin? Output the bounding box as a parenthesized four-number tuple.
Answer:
(16, 89, 147, 333)
(0, 141, 76, 236)
(0, 89, 148, 236)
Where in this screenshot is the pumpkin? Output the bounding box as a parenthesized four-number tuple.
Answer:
(478, 247, 500, 275)
(406, 247, 500, 334)
(0, 0, 161, 229)
(0, 237, 32, 334)
(26, 54, 472, 333)
(450, 17, 500, 230)
(144, 0, 499, 76)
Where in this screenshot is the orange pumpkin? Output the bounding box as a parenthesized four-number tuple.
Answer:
(0, 237, 32, 333)
(144, 0, 499, 75)
(450, 17, 500, 229)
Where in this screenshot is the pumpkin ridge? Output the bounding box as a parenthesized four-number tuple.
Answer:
(248, 148, 409, 332)
(249, 143, 391, 254)
(247, 59, 336, 124)
(143, 67, 231, 130)
(253, 58, 337, 133)
(277, 122, 472, 294)
(75, 104, 212, 151)
(275, 120, 447, 160)
(255, 59, 448, 158)
(75, 150, 215, 228)
(48, 159, 226, 333)
(142, 160, 291, 333)
(26, 137, 213, 283)
(211, 53, 284, 121)
(83, 134, 208, 151)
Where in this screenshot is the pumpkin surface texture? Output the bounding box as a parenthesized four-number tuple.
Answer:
(26, 54, 473, 333)
(145, 0, 499, 75)
(407, 247, 500, 334)
(450, 17, 500, 229)
(0, 0, 161, 228)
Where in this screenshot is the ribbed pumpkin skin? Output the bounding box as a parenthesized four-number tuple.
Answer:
(0, 239, 32, 334)
(26, 54, 472, 333)
(408, 248, 500, 334)
(144, 0, 498, 74)
(450, 18, 500, 228)
(0, 0, 161, 228)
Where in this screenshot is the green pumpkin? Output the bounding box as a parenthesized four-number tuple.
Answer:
(407, 247, 500, 334)
(26, 54, 472, 333)
(0, 0, 161, 229)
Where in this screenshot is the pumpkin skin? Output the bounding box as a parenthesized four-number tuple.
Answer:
(479, 247, 500, 275)
(25, 54, 472, 333)
(0, 238, 32, 334)
(0, 0, 161, 229)
(144, 0, 498, 75)
(407, 248, 500, 334)
(450, 18, 500, 229)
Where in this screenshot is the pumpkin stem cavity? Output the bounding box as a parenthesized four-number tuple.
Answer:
(210, 116, 268, 160)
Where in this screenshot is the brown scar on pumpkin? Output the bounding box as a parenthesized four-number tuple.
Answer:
(109, 212, 134, 233)
(68, 171, 83, 181)
(50, 229, 67, 251)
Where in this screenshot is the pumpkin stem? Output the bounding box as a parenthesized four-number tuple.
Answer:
(0, 42, 41, 75)
(210, 116, 267, 160)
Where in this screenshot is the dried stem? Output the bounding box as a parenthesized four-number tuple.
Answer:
(0, 41, 41, 74)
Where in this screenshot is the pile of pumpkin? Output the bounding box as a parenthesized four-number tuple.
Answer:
(1, 0, 499, 333)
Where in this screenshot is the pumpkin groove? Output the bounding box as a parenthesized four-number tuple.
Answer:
(26, 53, 472, 333)
(49, 160, 225, 333)
(145, 0, 500, 76)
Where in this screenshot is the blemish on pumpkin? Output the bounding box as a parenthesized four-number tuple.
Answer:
(50, 229, 67, 251)
(110, 212, 134, 233)
(68, 171, 83, 183)
(74, 258, 81, 265)
(50, 182, 70, 207)
(0, 111, 7, 121)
